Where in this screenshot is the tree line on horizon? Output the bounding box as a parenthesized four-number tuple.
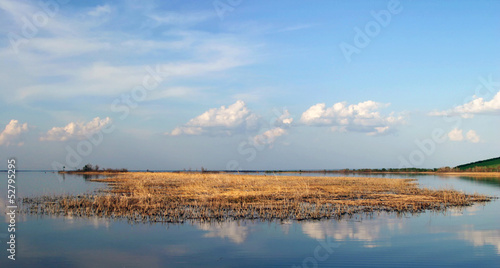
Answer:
(68, 163, 128, 173)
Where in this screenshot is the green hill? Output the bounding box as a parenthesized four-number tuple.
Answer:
(456, 157, 500, 170)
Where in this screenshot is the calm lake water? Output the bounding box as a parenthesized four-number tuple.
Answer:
(1, 172, 499, 267)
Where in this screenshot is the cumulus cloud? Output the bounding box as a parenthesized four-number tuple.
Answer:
(275, 109, 294, 127)
(253, 127, 287, 146)
(466, 130, 480, 143)
(448, 128, 464, 141)
(300, 101, 404, 135)
(0, 119, 28, 146)
(448, 128, 481, 143)
(167, 100, 259, 136)
(251, 109, 293, 146)
(429, 90, 500, 118)
(40, 117, 112, 141)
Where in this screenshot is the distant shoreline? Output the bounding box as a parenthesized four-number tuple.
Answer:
(58, 171, 126, 175)
(54, 170, 500, 177)
(2, 169, 498, 177)
(432, 172, 500, 177)
(269, 170, 500, 177)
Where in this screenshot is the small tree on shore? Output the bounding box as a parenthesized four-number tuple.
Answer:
(82, 163, 93, 172)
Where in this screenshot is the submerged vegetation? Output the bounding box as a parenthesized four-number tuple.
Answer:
(20, 173, 493, 223)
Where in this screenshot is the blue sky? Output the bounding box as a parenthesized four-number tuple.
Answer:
(1, 0, 499, 170)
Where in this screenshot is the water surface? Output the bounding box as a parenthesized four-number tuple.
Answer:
(1, 172, 498, 267)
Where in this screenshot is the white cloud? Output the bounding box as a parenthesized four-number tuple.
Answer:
(277, 24, 315, 33)
(88, 5, 112, 17)
(448, 128, 481, 143)
(300, 101, 404, 135)
(147, 87, 197, 101)
(40, 117, 112, 141)
(253, 127, 287, 146)
(0, 0, 74, 37)
(448, 128, 464, 141)
(368, 126, 390, 136)
(275, 109, 293, 126)
(0, 1, 255, 104)
(429, 90, 500, 118)
(6, 37, 250, 102)
(0, 119, 29, 146)
(167, 100, 259, 136)
(21, 37, 112, 58)
(466, 130, 480, 143)
(251, 109, 293, 146)
(148, 11, 215, 26)
(119, 39, 193, 53)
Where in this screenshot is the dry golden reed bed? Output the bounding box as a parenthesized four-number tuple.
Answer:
(21, 173, 493, 223)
